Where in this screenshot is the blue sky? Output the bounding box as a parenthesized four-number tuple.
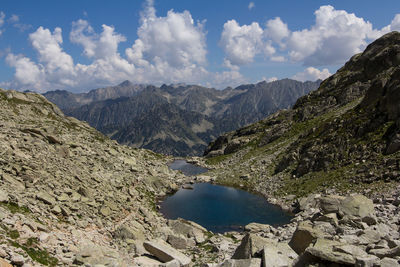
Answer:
(0, 0, 399, 92)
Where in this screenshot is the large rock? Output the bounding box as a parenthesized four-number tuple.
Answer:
(219, 258, 261, 267)
(288, 221, 327, 254)
(36, 192, 56, 205)
(168, 219, 206, 244)
(262, 243, 298, 267)
(244, 223, 272, 233)
(0, 190, 8, 203)
(340, 195, 375, 219)
(143, 240, 191, 266)
(319, 195, 345, 214)
(305, 239, 356, 265)
(232, 233, 275, 259)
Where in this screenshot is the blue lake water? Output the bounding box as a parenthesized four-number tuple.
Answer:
(160, 182, 293, 233)
(168, 159, 208, 176)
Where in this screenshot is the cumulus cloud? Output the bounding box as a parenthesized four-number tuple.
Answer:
(3, 0, 220, 91)
(221, 5, 400, 69)
(292, 67, 331, 82)
(220, 20, 264, 66)
(287, 6, 380, 66)
(248, 2, 255, 10)
(8, 14, 19, 23)
(265, 17, 289, 45)
(0, 11, 5, 35)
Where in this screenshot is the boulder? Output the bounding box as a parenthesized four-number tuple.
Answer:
(167, 234, 195, 249)
(368, 246, 400, 259)
(288, 221, 327, 254)
(0, 258, 13, 267)
(36, 192, 56, 205)
(244, 223, 272, 233)
(133, 256, 162, 267)
(305, 238, 356, 265)
(319, 195, 345, 214)
(168, 219, 206, 243)
(355, 255, 379, 267)
(0, 190, 9, 203)
(340, 195, 375, 219)
(262, 243, 298, 267)
(379, 257, 400, 267)
(232, 233, 275, 259)
(219, 258, 261, 267)
(143, 240, 191, 266)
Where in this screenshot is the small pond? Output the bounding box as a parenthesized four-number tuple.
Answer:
(168, 159, 208, 176)
(161, 161, 293, 233)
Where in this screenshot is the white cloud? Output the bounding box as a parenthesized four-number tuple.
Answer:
(220, 20, 264, 66)
(287, 6, 379, 66)
(292, 67, 331, 82)
(221, 6, 400, 69)
(6, 54, 42, 86)
(8, 14, 19, 23)
(212, 70, 246, 89)
(4, 0, 212, 92)
(0, 11, 5, 35)
(265, 17, 289, 45)
(267, 77, 278, 82)
(271, 56, 285, 62)
(248, 2, 255, 10)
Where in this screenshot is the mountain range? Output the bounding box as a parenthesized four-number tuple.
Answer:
(44, 79, 320, 156)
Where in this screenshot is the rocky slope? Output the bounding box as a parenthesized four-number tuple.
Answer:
(43, 81, 146, 114)
(0, 89, 227, 266)
(2, 33, 400, 267)
(203, 31, 400, 199)
(45, 79, 319, 156)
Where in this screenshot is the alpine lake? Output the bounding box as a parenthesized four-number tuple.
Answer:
(160, 160, 292, 233)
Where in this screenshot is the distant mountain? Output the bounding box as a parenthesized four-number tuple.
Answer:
(44, 81, 146, 113)
(44, 79, 320, 156)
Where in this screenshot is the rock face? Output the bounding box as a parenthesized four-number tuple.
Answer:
(203, 31, 400, 198)
(0, 88, 195, 266)
(143, 240, 191, 266)
(45, 79, 319, 156)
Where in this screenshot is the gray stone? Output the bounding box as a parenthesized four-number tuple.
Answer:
(262, 243, 297, 267)
(219, 258, 261, 267)
(36, 192, 56, 205)
(245, 223, 272, 233)
(288, 221, 326, 254)
(379, 257, 400, 267)
(368, 246, 400, 258)
(0, 189, 9, 202)
(232, 233, 275, 259)
(306, 238, 356, 265)
(355, 255, 379, 267)
(340, 195, 375, 219)
(143, 240, 191, 266)
(167, 234, 195, 249)
(319, 195, 345, 214)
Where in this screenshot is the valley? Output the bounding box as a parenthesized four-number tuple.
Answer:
(0, 26, 400, 267)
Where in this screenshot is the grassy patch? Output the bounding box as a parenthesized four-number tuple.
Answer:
(9, 239, 58, 266)
(0, 202, 31, 214)
(205, 153, 231, 165)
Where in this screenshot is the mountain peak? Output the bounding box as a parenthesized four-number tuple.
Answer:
(118, 80, 133, 87)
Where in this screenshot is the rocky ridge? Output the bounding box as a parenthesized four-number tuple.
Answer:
(202, 31, 400, 199)
(45, 79, 319, 156)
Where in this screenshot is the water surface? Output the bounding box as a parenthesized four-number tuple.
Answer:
(160, 183, 293, 233)
(168, 160, 208, 176)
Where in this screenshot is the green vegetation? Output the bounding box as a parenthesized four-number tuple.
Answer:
(9, 239, 58, 266)
(0, 202, 31, 214)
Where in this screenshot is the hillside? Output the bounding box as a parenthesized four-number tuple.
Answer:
(203, 31, 400, 198)
(0, 88, 250, 266)
(45, 79, 320, 156)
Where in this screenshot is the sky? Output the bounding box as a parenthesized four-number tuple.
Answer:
(0, 0, 399, 93)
